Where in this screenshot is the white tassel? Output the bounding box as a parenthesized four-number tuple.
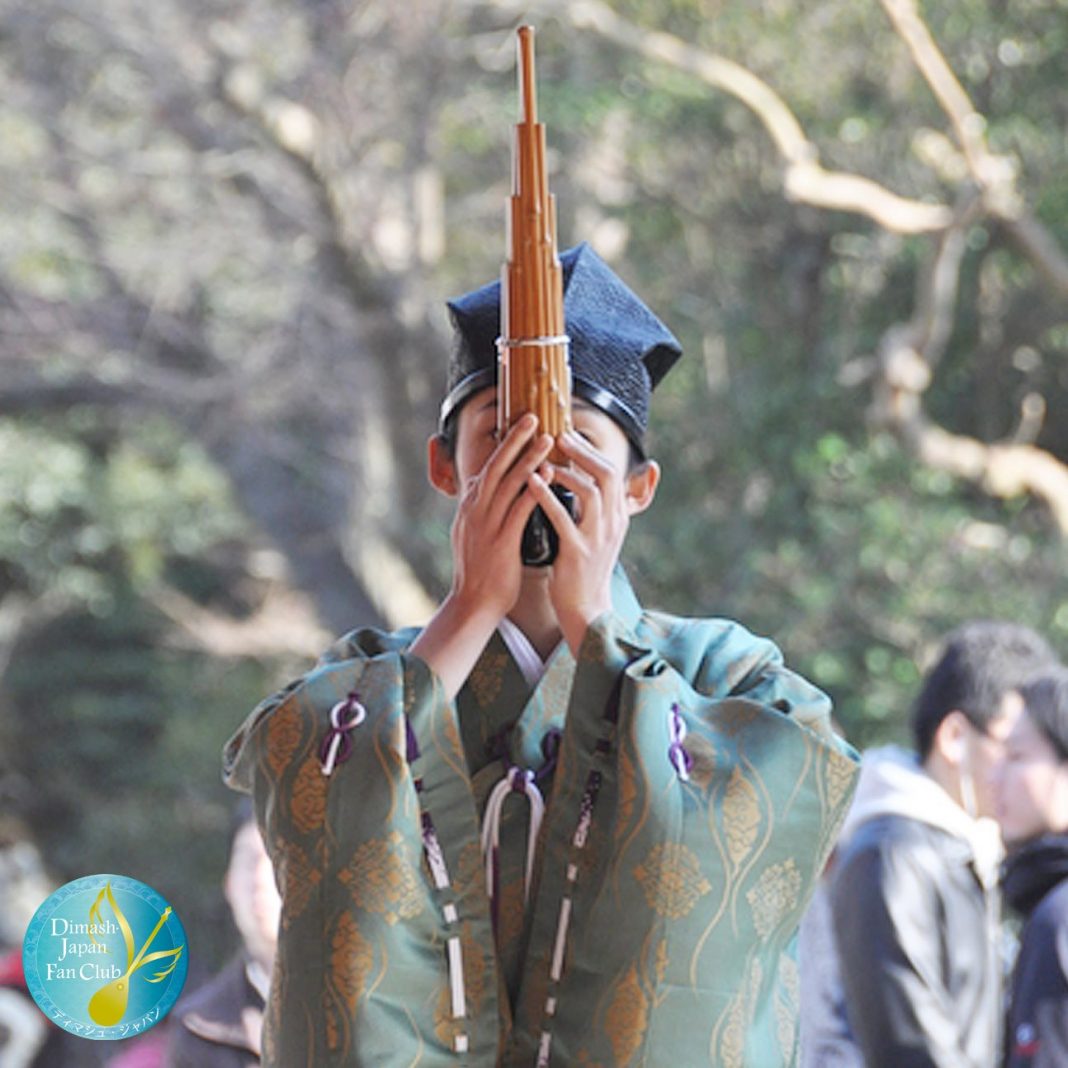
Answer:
(480, 767, 545, 907)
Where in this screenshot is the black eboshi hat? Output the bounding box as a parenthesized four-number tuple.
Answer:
(439, 242, 682, 456)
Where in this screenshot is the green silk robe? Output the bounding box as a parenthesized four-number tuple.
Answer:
(223, 575, 858, 1066)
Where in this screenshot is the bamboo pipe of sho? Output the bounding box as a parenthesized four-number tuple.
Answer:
(498, 25, 572, 466)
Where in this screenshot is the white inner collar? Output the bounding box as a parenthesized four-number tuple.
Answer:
(497, 617, 551, 688)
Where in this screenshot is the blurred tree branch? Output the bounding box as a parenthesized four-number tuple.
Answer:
(0, 2, 450, 636)
(549, 0, 953, 234)
(150, 582, 330, 658)
(869, 198, 1068, 533)
(871, 0, 1068, 530)
(534, 0, 1068, 533)
(879, 0, 1068, 298)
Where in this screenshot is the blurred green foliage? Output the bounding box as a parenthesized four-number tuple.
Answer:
(0, 417, 280, 969)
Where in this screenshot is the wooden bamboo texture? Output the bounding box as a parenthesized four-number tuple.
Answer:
(499, 25, 571, 463)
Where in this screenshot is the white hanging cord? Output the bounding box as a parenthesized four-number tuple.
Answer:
(480, 766, 545, 908)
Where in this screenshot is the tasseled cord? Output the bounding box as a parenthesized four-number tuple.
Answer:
(319, 692, 366, 776)
(480, 766, 546, 910)
(668, 703, 692, 782)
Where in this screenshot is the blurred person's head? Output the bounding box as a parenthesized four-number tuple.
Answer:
(912, 621, 1056, 820)
(0, 818, 54, 950)
(993, 668, 1068, 849)
(224, 802, 280, 971)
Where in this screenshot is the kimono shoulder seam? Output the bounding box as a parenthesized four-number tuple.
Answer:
(639, 611, 780, 658)
(317, 623, 421, 665)
(635, 611, 784, 692)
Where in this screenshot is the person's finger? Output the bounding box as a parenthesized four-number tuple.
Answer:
(556, 431, 619, 492)
(480, 413, 539, 496)
(543, 461, 600, 528)
(485, 432, 554, 531)
(501, 475, 545, 547)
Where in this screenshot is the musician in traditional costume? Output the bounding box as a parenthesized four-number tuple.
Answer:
(224, 247, 858, 1068)
(223, 27, 858, 1068)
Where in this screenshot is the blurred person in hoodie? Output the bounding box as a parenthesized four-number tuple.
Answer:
(992, 667, 1068, 1068)
(830, 621, 1056, 1068)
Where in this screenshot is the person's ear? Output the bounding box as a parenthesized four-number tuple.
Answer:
(624, 459, 660, 516)
(427, 434, 459, 497)
(933, 710, 969, 767)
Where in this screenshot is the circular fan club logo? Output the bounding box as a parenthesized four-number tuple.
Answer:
(22, 874, 188, 1041)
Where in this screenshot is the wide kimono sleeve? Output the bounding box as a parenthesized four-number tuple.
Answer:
(221, 608, 859, 1068)
(221, 627, 506, 1068)
(508, 609, 860, 1068)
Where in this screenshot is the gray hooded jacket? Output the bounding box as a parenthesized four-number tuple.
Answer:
(830, 747, 1003, 1068)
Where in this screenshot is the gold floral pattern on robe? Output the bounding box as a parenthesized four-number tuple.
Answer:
(616, 745, 639, 835)
(746, 859, 802, 941)
(495, 875, 526, 955)
(715, 956, 763, 1068)
(266, 702, 303, 779)
(825, 744, 857, 814)
(272, 837, 319, 929)
(722, 767, 761, 866)
(603, 964, 648, 1065)
(633, 842, 712, 920)
(338, 831, 424, 925)
(327, 912, 374, 1052)
(469, 649, 509, 708)
(291, 752, 329, 834)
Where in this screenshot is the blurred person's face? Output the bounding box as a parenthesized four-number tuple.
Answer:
(961, 690, 1024, 820)
(992, 708, 1068, 848)
(225, 822, 281, 969)
(430, 389, 645, 505)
